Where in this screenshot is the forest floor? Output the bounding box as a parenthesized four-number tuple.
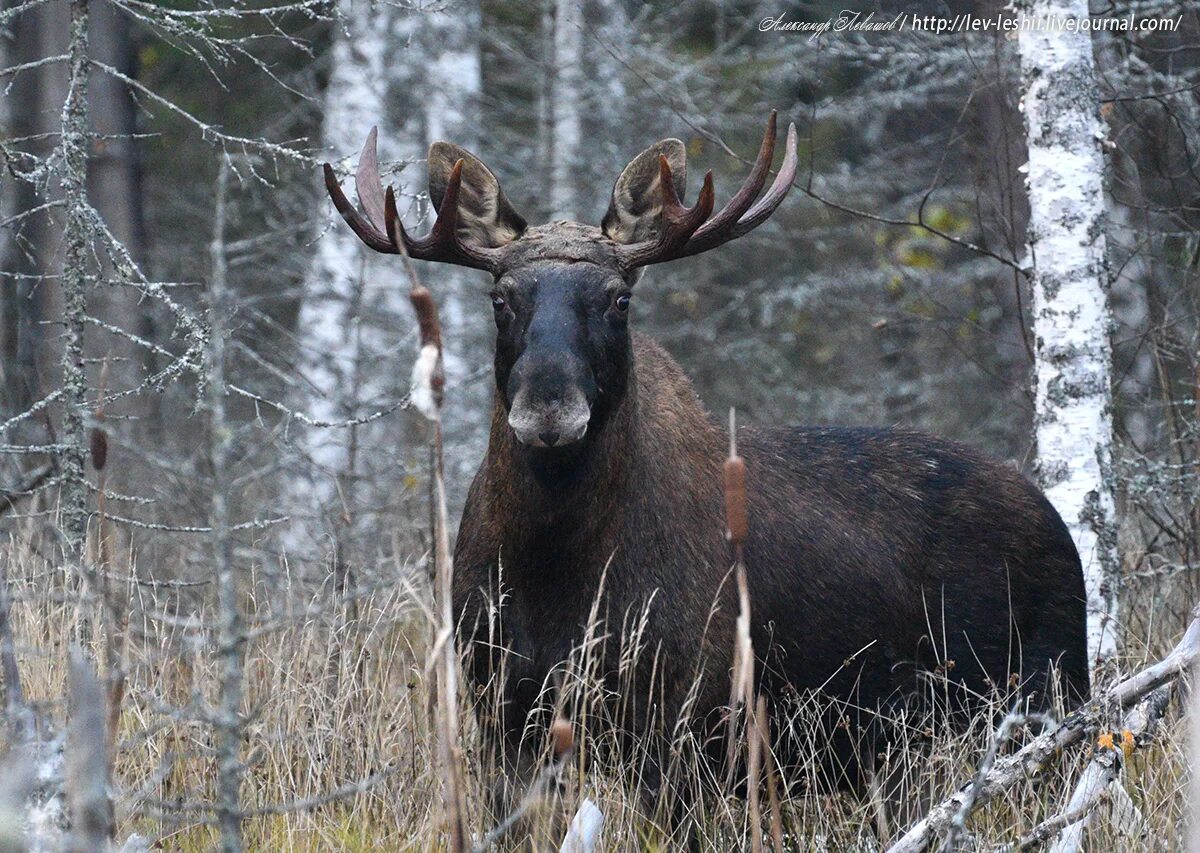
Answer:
(1, 532, 1194, 851)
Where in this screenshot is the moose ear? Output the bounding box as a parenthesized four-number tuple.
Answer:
(428, 142, 527, 248)
(601, 139, 688, 244)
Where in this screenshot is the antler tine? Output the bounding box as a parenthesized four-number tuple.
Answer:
(355, 126, 388, 234)
(323, 162, 395, 254)
(617, 157, 715, 269)
(423, 159, 466, 253)
(686, 111, 778, 253)
(672, 121, 798, 260)
(659, 156, 715, 245)
(732, 121, 798, 235)
(328, 132, 503, 273)
(383, 159, 502, 274)
(384, 184, 405, 249)
(614, 113, 796, 270)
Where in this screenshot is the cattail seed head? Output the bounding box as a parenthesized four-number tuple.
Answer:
(550, 718, 574, 758)
(408, 286, 442, 350)
(90, 427, 108, 472)
(724, 455, 747, 546)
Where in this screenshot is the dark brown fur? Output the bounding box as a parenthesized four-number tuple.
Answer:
(322, 118, 1087, 825)
(453, 334, 1089, 806)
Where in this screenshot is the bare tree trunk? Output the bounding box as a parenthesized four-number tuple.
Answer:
(0, 3, 43, 420)
(296, 0, 391, 574)
(88, 0, 154, 433)
(11, 2, 71, 399)
(1016, 0, 1120, 667)
(548, 0, 582, 220)
(2, 0, 150, 444)
(582, 0, 629, 213)
(419, 1, 484, 500)
(301, 0, 389, 447)
(208, 162, 244, 853)
(299, 0, 486, 540)
(60, 0, 93, 602)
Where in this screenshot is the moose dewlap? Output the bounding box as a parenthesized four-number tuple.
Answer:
(324, 112, 1089, 828)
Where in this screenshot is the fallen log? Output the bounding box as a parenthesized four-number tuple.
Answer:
(1024, 685, 1169, 851)
(886, 606, 1200, 853)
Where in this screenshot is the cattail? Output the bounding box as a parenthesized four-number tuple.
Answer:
(760, 694, 784, 853)
(89, 427, 108, 472)
(550, 717, 575, 758)
(724, 408, 747, 547)
(408, 286, 442, 351)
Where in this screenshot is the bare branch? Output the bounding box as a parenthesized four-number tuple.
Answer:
(887, 607, 1200, 853)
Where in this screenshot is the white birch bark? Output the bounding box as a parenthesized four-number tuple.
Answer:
(300, 0, 486, 543)
(419, 1, 485, 497)
(586, 0, 629, 212)
(548, 0, 583, 220)
(301, 0, 389, 468)
(1016, 0, 1120, 665)
(292, 0, 397, 570)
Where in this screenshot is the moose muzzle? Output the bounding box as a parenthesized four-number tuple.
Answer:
(506, 356, 593, 448)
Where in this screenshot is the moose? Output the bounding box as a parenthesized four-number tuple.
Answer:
(323, 112, 1089, 839)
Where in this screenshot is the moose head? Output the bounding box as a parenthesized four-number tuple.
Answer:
(323, 112, 798, 451)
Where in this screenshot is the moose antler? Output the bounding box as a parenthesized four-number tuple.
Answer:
(615, 111, 799, 270)
(322, 127, 504, 274)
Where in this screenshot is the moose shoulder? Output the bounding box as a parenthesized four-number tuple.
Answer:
(323, 112, 1088, 816)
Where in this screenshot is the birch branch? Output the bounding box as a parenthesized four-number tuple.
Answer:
(1038, 686, 1169, 852)
(944, 705, 1057, 851)
(886, 605, 1200, 853)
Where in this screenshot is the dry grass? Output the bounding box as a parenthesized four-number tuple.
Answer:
(0, 528, 1194, 851)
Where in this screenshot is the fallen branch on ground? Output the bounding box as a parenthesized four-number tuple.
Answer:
(1032, 685, 1169, 852)
(886, 605, 1200, 853)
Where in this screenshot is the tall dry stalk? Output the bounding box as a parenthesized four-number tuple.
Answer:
(393, 227, 468, 850)
(724, 408, 752, 789)
(758, 695, 783, 853)
(1188, 662, 1200, 853)
(723, 407, 767, 851)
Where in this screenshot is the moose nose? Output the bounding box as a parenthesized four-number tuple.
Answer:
(539, 431, 560, 447)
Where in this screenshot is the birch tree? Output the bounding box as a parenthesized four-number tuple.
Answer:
(296, 0, 391, 561)
(547, 0, 583, 220)
(1016, 4, 1120, 665)
(300, 0, 485, 552)
(416, 0, 485, 498)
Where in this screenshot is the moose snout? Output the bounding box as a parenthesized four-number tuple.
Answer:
(507, 394, 590, 447)
(506, 357, 593, 448)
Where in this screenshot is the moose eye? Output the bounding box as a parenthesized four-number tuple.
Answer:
(490, 293, 506, 311)
(614, 293, 632, 312)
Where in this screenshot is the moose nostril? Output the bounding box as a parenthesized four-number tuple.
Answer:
(539, 431, 560, 447)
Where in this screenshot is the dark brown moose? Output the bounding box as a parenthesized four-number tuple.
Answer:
(323, 112, 1088, 837)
